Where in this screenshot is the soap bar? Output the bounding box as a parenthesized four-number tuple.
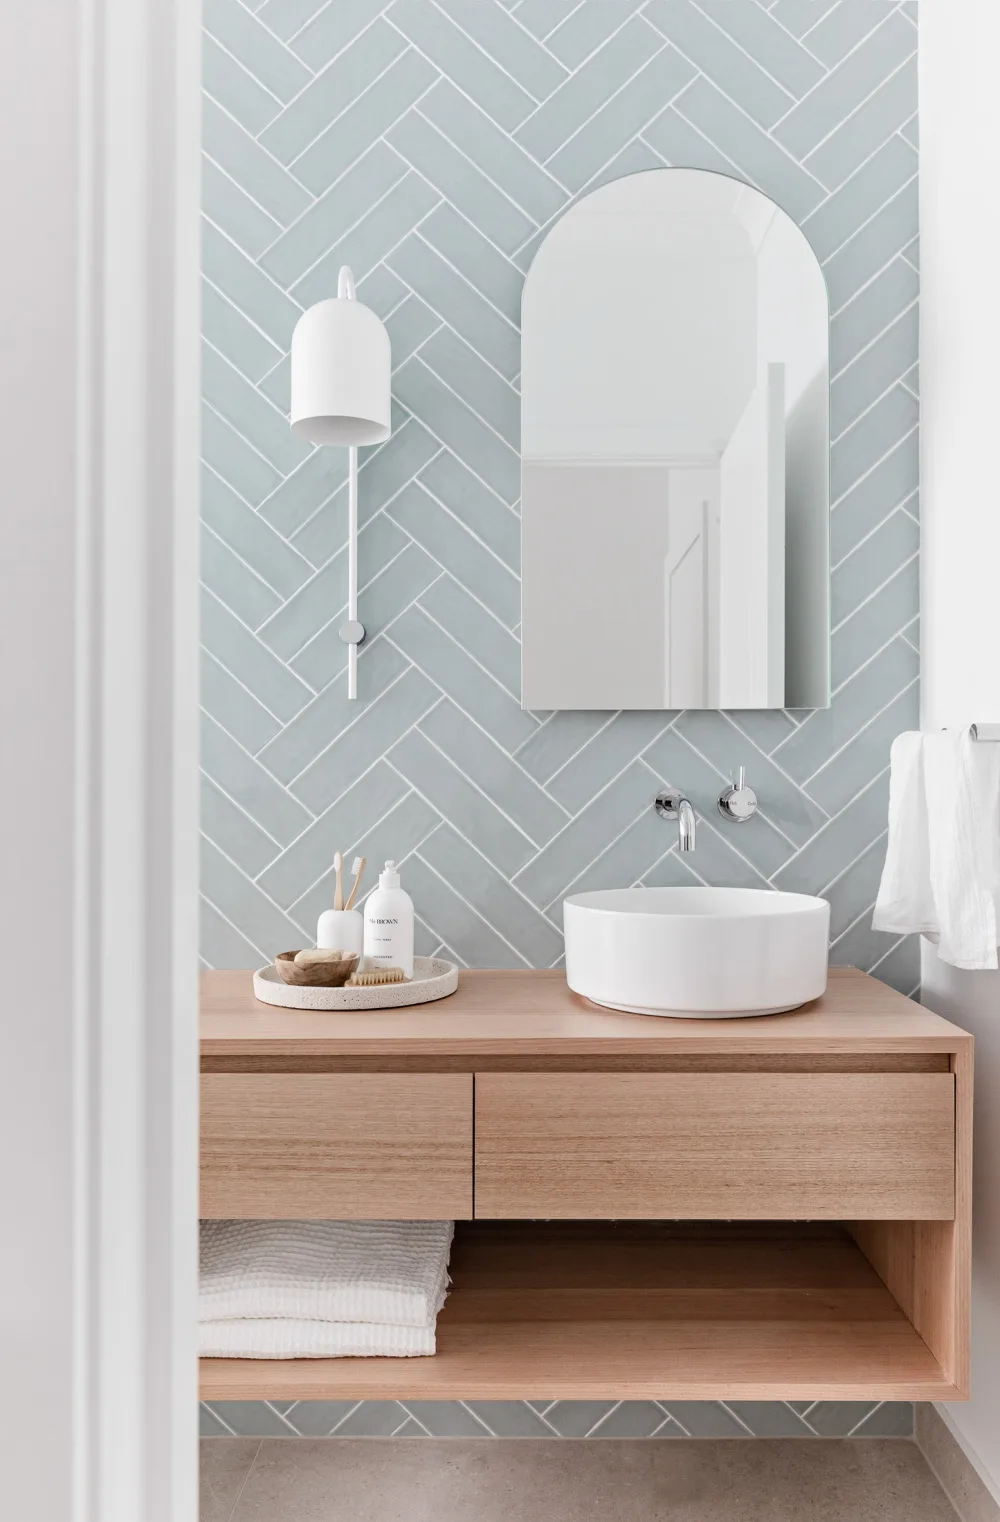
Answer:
(294, 947, 346, 967)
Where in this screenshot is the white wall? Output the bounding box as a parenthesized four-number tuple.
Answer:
(0, 5, 81, 1515)
(920, 0, 1000, 1500)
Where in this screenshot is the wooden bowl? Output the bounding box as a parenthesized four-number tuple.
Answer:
(273, 950, 360, 987)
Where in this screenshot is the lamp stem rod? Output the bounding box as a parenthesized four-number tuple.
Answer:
(348, 444, 359, 701)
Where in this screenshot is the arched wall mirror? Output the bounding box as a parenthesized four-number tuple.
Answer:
(520, 168, 830, 712)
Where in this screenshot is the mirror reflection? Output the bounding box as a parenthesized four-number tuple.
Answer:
(521, 168, 830, 711)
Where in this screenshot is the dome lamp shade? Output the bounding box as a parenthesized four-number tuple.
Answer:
(289, 266, 391, 446)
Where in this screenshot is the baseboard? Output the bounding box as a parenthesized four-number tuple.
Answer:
(915, 1407, 1000, 1522)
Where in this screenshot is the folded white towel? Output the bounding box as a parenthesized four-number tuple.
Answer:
(199, 1318, 436, 1359)
(199, 1219, 454, 1328)
(873, 729, 1000, 969)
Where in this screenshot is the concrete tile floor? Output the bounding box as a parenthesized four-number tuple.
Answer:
(202, 1438, 960, 1522)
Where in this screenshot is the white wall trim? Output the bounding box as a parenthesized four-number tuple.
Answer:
(75, 1, 202, 1516)
(920, 0, 1000, 1501)
(0, 0, 206, 1517)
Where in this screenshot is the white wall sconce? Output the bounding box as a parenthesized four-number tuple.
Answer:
(290, 265, 391, 699)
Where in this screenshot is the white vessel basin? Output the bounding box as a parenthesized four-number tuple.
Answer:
(563, 887, 830, 1018)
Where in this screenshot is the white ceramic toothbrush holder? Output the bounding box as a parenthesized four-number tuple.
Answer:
(316, 907, 364, 958)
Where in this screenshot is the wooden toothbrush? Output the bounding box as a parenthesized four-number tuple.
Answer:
(333, 851, 344, 911)
(344, 856, 366, 910)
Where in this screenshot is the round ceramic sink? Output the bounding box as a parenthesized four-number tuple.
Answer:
(563, 887, 830, 1018)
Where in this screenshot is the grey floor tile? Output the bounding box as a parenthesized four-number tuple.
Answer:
(200, 1437, 260, 1522)
(226, 1439, 960, 1521)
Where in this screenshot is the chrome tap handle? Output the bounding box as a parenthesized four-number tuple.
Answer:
(718, 766, 757, 823)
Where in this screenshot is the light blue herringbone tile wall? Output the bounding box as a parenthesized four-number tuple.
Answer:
(199, 0, 920, 1440)
(200, 0, 919, 993)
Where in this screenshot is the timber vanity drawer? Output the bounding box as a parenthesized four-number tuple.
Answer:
(200, 1073, 473, 1220)
(199, 969, 973, 1404)
(473, 1072, 956, 1220)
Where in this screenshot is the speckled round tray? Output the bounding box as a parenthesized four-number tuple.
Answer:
(252, 956, 459, 1011)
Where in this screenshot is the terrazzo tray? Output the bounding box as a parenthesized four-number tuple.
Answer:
(252, 956, 459, 1011)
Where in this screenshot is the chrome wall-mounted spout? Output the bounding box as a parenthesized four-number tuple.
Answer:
(654, 790, 697, 851)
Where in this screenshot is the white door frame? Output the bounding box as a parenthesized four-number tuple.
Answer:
(1, 2, 202, 1518)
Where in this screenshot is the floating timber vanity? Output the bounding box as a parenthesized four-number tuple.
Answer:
(200, 967, 972, 1404)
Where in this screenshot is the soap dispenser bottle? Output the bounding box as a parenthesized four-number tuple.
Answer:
(363, 860, 414, 978)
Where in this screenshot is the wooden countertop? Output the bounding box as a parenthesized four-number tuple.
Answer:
(201, 967, 970, 1058)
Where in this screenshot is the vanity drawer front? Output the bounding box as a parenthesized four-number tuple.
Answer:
(201, 1074, 473, 1219)
(474, 1073, 955, 1220)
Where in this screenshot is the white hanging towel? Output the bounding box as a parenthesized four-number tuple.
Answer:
(873, 729, 1000, 969)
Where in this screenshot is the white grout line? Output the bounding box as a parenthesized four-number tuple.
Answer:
(405, 234, 522, 371)
(821, 172, 918, 273)
(200, 148, 288, 245)
(206, 92, 320, 203)
(770, 11, 912, 131)
(405, 96, 570, 229)
(831, 490, 918, 573)
(830, 620, 914, 701)
(686, 0, 800, 110)
(798, 52, 916, 172)
(277, 767, 435, 914)
(416, 449, 521, 532)
(280, 55, 438, 172)
(202, 765, 285, 854)
(253, 514, 414, 651)
(200, 890, 275, 964)
(264, 163, 442, 293)
(798, 676, 918, 791)
(830, 297, 918, 384)
(390, 476, 520, 598)
(831, 423, 917, 510)
(401, 723, 543, 851)
(202, 520, 297, 611)
(414, 599, 520, 702)
(831, 375, 916, 448)
(772, 767, 890, 885)
(542, 711, 626, 790)
(274, 658, 416, 787)
(661, 717, 822, 843)
(831, 549, 918, 636)
(204, 31, 286, 110)
(408, 841, 536, 966)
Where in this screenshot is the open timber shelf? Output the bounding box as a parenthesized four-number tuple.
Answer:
(198, 1220, 955, 1403)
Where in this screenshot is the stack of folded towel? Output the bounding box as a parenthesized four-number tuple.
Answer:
(199, 1219, 454, 1358)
